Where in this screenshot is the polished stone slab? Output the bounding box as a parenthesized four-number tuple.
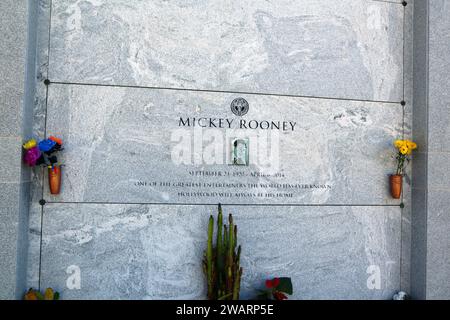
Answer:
(26, 201, 42, 291)
(0, 207, 20, 299)
(0, 0, 37, 299)
(45, 84, 402, 205)
(0, 137, 22, 184)
(425, 0, 450, 299)
(426, 189, 450, 299)
(0, 0, 27, 137)
(49, 0, 403, 101)
(39, 203, 401, 299)
(429, 0, 450, 152)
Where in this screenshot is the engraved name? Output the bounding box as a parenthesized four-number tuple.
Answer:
(178, 117, 297, 131)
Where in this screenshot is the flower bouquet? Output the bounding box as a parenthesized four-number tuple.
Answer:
(24, 287, 60, 300)
(23, 136, 63, 195)
(257, 277, 293, 300)
(390, 139, 417, 199)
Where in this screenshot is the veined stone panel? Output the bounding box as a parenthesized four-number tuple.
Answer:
(39, 204, 400, 300)
(45, 84, 402, 205)
(49, 0, 403, 101)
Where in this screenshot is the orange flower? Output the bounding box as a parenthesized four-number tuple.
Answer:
(49, 136, 63, 145)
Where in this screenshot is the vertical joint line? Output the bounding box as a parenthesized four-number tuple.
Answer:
(38, 205, 44, 291)
(399, 3, 407, 290)
(46, 0, 53, 80)
(39, 0, 53, 291)
(424, 0, 430, 291)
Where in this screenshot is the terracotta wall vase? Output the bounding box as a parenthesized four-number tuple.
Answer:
(48, 165, 61, 195)
(390, 174, 402, 199)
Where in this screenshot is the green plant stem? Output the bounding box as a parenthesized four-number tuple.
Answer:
(207, 215, 214, 299)
(217, 205, 224, 292)
(396, 153, 407, 175)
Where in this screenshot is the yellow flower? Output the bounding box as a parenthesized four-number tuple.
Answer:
(399, 145, 409, 155)
(44, 288, 55, 300)
(23, 139, 37, 150)
(394, 139, 417, 155)
(406, 140, 417, 151)
(394, 140, 403, 148)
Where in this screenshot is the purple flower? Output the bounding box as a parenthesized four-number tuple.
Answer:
(24, 147, 42, 167)
(38, 139, 56, 152)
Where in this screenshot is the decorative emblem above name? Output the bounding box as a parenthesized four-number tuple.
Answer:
(230, 98, 249, 117)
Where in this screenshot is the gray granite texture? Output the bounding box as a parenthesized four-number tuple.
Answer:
(425, 0, 450, 300)
(428, 0, 450, 152)
(0, 0, 37, 299)
(426, 189, 450, 299)
(0, 137, 23, 184)
(0, 207, 20, 299)
(39, 204, 401, 300)
(411, 0, 450, 300)
(49, 0, 404, 102)
(44, 84, 403, 205)
(0, 0, 27, 136)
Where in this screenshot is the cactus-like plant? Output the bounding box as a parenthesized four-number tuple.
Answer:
(203, 204, 242, 300)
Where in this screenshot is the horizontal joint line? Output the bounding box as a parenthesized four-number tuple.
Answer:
(44, 201, 401, 207)
(48, 81, 402, 105)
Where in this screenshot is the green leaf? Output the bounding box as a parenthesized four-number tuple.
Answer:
(53, 292, 60, 300)
(256, 290, 272, 300)
(276, 277, 293, 295)
(35, 291, 45, 300)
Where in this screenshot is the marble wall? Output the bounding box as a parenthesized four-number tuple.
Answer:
(27, 0, 413, 299)
(39, 204, 400, 300)
(48, 0, 404, 102)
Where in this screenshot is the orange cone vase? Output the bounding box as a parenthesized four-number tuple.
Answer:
(48, 166, 61, 195)
(390, 174, 402, 199)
